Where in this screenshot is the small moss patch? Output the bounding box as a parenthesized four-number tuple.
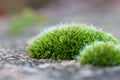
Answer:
(77, 41, 120, 66)
(27, 23, 119, 60)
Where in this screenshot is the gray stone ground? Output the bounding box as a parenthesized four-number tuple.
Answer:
(1, 49, 120, 80)
(0, 7, 120, 80)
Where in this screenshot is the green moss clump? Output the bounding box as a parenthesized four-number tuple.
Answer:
(77, 41, 120, 66)
(27, 23, 119, 60)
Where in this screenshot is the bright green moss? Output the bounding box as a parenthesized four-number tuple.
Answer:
(27, 23, 119, 60)
(77, 41, 120, 66)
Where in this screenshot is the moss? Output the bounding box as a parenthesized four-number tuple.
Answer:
(77, 41, 120, 66)
(8, 9, 44, 34)
(27, 23, 119, 60)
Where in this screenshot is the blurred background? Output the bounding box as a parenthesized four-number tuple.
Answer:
(0, 0, 120, 49)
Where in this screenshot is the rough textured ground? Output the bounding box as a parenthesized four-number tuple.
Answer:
(0, 6, 120, 80)
(1, 49, 120, 80)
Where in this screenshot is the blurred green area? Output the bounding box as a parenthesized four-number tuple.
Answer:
(8, 9, 45, 34)
(0, 0, 54, 34)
